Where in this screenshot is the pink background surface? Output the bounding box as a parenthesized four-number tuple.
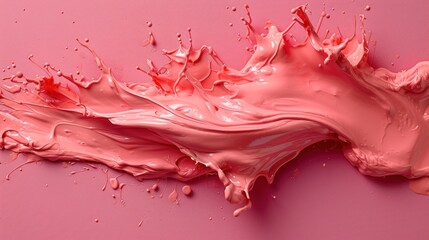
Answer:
(1, 0, 429, 239)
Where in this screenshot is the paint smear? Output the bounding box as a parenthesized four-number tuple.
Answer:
(2, 5, 429, 216)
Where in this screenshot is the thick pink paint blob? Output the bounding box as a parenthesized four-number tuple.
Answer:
(2, 5, 429, 216)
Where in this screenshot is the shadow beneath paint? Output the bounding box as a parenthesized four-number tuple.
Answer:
(247, 140, 412, 219)
(1, 140, 415, 221)
(363, 174, 408, 188)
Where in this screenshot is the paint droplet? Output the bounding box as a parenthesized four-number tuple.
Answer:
(209, 217, 213, 220)
(142, 32, 155, 47)
(16, 72, 23, 78)
(365, 5, 371, 11)
(146, 21, 152, 27)
(182, 185, 192, 196)
(84, 38, 89, 43)
(94, 219, 99, 223)
(231, 6, 236, 11)
(151, 183, 159, 192)
(168, 189, 178, 202)
(74, 47, 78, 51)
(109, 178, 119, 190)
(229, 22, 233, 27)
(323, 163, 326, 167)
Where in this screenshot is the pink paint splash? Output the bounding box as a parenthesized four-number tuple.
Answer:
(2, 5, 429, 216)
